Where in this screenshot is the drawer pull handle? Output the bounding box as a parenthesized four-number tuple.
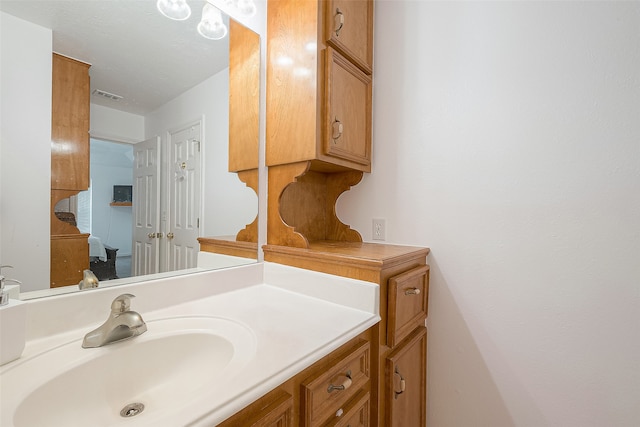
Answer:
(334, 9, 344, 36)
(405, 287, 421, 295)
(394, 368, 406, 399)
(327, 370, 352, 393)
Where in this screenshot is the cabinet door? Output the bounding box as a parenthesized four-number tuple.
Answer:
(51, 53, 90, 191)
(323, 47, 372, 169)
(386, 327, 427, 427)
(50, 234, 89, 288)
(324, 0, 373, 73)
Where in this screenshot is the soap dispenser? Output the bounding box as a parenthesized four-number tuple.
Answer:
(0, 274, 27, 365)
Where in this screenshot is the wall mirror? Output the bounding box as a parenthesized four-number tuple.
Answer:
(0, 0, 261, 299)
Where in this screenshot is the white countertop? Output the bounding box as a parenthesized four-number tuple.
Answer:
(1, 262, 380, 426)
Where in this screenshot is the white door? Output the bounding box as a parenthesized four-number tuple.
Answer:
(132, 136, 161, 276)
(166, 122, 201, 271)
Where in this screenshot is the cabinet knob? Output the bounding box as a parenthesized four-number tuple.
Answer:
(327, 370, 352, 393)
(147, 232, 156, 239)
(332, 118, 344, 142)
(167, 232, 175, 240)
(393, 368, 406, 399)
(405, 287, 421, 295)
(334, 8, 344, 36)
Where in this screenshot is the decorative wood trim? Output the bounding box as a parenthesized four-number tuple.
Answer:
(198, 237, 258, 260)
(51, 189, 82, 236)
(235, 169, 259, 243)
(109, 202, 132, 207)
(267, 162, 311, 247)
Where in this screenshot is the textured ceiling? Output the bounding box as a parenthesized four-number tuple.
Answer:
(0, 0, 230, 115)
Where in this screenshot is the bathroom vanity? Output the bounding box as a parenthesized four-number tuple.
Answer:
(0, 263, 380, 427)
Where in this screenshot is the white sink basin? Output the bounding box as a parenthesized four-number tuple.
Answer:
(1, 316, 257, 427)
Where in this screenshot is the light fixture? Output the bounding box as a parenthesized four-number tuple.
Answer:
(157, 0, 257, 40)
(197, 3, 228, 40)
(156, 0, 192, 21)
(235, 0, 257, 17)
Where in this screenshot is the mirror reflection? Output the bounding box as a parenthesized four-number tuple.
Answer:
(0, 0, 260, 299)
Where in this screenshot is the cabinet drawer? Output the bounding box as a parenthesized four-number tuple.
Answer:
(322, 47, 372, 168)
(322, 389, 369, 427)
(301, 339, 370, 427)
(217, 389, 293, 427)
(324, 0, 373, 74)
(387, 265, 430, 347)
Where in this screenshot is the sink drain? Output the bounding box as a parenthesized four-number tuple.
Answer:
(120, 402, 145, 418)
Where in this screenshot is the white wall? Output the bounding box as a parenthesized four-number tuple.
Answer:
(0, 12, 52, 291)
(145, 69, 257, 240)
(338, 1, 640, 425)
(90, 104, 145, 143)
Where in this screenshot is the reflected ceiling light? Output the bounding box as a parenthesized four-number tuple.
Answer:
(156, 0, 192, 21)
(197, 3, 228, 40)
(235, 0, 257, 17)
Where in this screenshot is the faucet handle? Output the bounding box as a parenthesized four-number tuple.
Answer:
(111, 293, 136, 314)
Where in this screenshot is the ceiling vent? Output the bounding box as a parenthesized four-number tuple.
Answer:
(92, 89, 123, 101)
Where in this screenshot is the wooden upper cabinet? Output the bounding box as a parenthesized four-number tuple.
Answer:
(229, 19, 261, 173)
(267, 0, 373, 173)
(323, 47, 372, 167)
(324, 0, 374, 74)
(51, 53, 90, 191)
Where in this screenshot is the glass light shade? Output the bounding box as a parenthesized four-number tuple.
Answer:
(157, 0, 191, 21)
(197, 4, 228, 40)
(236, 0, 257, 17)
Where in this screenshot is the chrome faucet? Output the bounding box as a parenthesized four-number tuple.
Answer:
(82, 294, 147, 348)
(78, 269, 99, 290)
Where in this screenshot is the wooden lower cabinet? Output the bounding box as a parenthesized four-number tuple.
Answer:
(261, 242, 430, 427)
(218, 331, 372, 427)
(386, 327, 427, 427)
(217, 388, 293, 427)
(220, 242, 430, 426)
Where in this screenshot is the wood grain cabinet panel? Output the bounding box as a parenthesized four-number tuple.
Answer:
(323, 390, 370, 427)
(324, 0, 374, 73)
(301, 339, 370, 427)
(267, 0, 373, 173)
(387, 265, 430, 347)
(323, 48, 372, 167)
(386, 327, 427, 427)
(51, 53, 90, 191)
(50, 234, 89, 288)
(217, 389, 293, 427)
(50, 53, 91, 288)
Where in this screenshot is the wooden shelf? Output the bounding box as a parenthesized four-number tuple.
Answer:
(110, 202, 131, 206)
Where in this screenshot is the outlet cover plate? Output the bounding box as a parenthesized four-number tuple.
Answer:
(372, 218, 386, 241)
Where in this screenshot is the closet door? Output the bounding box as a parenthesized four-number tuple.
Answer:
(132, 136, 161, 276)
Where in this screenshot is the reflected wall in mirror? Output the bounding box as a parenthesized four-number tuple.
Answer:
(0, 0, 261, 299)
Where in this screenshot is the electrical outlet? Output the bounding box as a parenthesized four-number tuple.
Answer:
(372, 218, 386, 241)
